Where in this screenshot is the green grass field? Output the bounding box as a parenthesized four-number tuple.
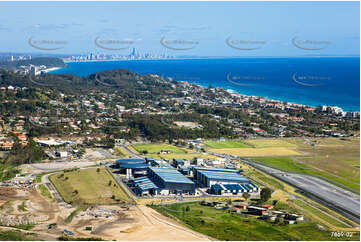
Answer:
(0, 163, 19, 182)
(64, 206, 88, 224)
(205, 138, 300, 157)
(152, 153, 218, 160)
(204, 140, 251, 149)
(246, 167, 285, 190)
(17, 201, 28, 212)
(114, 147, 127, 157)
(210, 147, 301, 157)
(290, 138, 360, 187)
(245, 139, 297, 148)
(253, 157, 360, 192)
(37, 184, 52, 199)
(292, 200, 349, 228)
(49, 168, 131, 205)
(132, 143, 188, 154)
(206, 137, 359, 192)
(151, 202, 359, 241)
(0, 229, 37, 241)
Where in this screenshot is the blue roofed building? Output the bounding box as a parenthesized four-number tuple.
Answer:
(145, 157, 157, 166)
(116, 158, 146, 166)
(172, 158, 190, 168)
(148, 167, 195, 195)
(132, 176, 159, 196)
(211, 183, 258, 195)
(115, 158, 149, 178)
(193, 167, 250, 187)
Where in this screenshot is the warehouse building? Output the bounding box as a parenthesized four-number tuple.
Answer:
(116, 158, 146, 166)
(172, 158, 190, 168)
(132, 176, 159, 196)
(193, 167, 250, 187)
(145, 157, 157, 165)
(115, 158, 150, 178)
(211, 183, 258, 195)
(148, 167, 195, 195)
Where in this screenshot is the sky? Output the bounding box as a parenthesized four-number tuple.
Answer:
(0, 1, 359, 57)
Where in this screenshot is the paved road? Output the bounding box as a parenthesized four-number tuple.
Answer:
(28, 161, 98, 172)
(243, 159, 360, 224)
(121, 145, 142, 158)
(96, 148, 117, 159)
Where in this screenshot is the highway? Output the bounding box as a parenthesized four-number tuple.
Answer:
(242, 159, 360, 224)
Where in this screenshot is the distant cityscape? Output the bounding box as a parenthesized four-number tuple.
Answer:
(0, 48, 180, 75)
(64, 48, 177, 62)
(0, 48, 179, 64)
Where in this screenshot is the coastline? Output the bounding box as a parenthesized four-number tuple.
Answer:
(43, 67, 62, 73)
(49, 59, 360, 112)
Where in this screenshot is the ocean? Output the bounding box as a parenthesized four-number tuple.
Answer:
(50, 57, 360, 112)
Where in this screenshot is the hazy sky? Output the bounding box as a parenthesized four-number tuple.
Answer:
(0, 1, 359, 56)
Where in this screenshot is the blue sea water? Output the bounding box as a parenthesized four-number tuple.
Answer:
(50, 57, 360, 111)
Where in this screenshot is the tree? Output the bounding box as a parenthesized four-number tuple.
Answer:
(185, 205, 190, 212)
(260, 187, 273, 202)
(242, 192, 251, 201)
(96, 168, 100, 173)
(275, 217, 284, 224)
(108, 180, 112, 186)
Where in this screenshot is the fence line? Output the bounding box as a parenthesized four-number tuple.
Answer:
(105, 166, 137, 204)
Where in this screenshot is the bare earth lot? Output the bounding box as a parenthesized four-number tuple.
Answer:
(0, 186, 209, 241)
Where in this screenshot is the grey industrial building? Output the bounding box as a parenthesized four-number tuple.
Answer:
(193, 167, 251, 187)
(146, 167, 195, 195)
(115, 158, 149, 178)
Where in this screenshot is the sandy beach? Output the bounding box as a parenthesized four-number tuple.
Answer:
(43, 67, 62, 73)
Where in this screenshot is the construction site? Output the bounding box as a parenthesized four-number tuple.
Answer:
(0, 182, 210, 241)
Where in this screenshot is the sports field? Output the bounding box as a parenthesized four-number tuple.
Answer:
(49, 167, 131, 204)
(132, 143, 188, 154)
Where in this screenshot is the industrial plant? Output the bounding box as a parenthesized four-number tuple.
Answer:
(111, 156, 259, 198)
